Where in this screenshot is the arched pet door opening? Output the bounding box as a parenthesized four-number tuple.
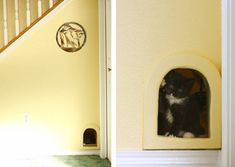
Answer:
(158, 68, 210, 138)
(83, 128, 97, 147)
(143, 54, 221, 149)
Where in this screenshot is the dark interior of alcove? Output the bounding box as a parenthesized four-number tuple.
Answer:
(83, 128, 97, 146)
(157, 68, 210, 138)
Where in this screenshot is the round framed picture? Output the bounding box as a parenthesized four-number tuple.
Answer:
(56, 22, 87, 52)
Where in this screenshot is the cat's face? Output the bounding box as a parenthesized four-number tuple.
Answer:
(163, 72, 194, 98)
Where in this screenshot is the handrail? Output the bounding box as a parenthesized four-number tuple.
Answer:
(0, 0, 64, 53)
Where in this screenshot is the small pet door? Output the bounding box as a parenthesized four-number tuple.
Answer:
(83, 128, 97, 147)
(143, 54, 221, 149)
(158, 68, 209, 138)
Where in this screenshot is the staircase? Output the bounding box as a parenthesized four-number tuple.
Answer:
(0, 0, 64, 53)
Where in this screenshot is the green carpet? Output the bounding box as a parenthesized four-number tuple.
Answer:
(54, 155, 111, 167)
(1, 155, 111, 167)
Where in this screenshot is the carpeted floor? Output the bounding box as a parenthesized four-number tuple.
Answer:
(1, 155, 111, 167)
(54, 155, 111, 167)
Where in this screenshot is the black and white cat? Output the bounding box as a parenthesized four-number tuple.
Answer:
(158, 71, 205, 138)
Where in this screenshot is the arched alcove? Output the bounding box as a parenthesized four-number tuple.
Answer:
(157, 68, 210, 138)
(83, 128, 97, 147)
(143, 54, 221, 149)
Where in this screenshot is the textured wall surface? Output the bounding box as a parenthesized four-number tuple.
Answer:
(117, 0, 221, 149)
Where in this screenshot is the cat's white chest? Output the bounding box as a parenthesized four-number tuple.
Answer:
(166, 109, 174, 124)
(165, 94, 187, 105)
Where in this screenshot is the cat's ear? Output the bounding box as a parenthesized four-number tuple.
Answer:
(168, 70, 176, 76)
(165, 70, 176, 80)
(186, 79, 195, 88)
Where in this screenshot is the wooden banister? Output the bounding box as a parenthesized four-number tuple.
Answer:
(0, 0, 64, 54)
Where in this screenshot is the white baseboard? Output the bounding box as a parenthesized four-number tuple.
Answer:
(1, 150, 100, 159)
(50, 150, 100, 156)
(116, 150, 220, 167)
(0, 150, 101, 163)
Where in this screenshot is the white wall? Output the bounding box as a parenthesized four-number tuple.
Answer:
(106, 0, 112, 161)
(230, 0, 235, 165)
(0, 0, 100, 154)
(117, 0, 221, 150)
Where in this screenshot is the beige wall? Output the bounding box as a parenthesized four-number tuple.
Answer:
(117, 0, 221, 149)
(0, 0, 100, 153)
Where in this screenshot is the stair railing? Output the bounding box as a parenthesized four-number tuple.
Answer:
(0, 0, 64, 53)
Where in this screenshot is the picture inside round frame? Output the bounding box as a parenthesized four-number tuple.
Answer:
(56, 22, 87, 52)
